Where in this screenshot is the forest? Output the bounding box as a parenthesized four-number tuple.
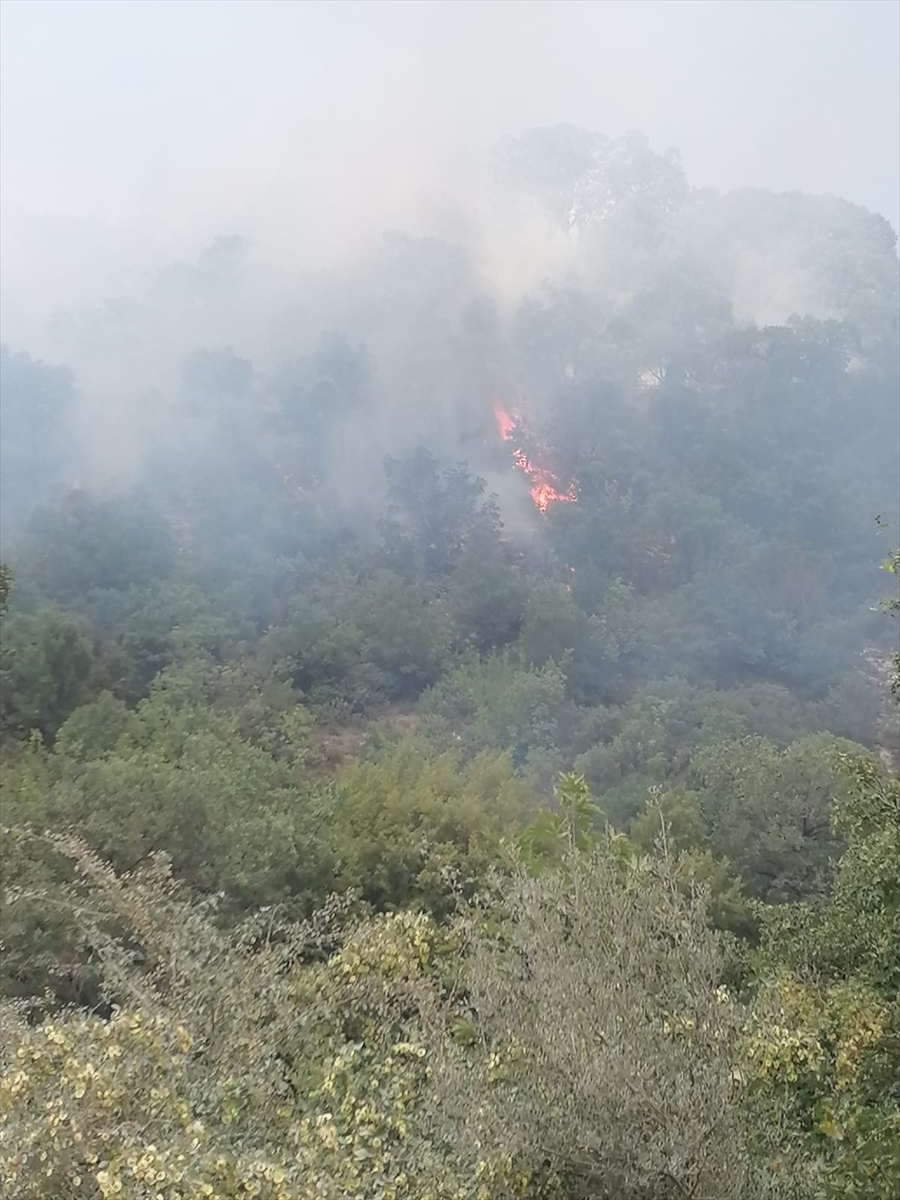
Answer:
(1, 126, 899, 1198)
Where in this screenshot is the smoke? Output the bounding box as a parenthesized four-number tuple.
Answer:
(3, 0, 897, 333)
(0, 0, 897, 536)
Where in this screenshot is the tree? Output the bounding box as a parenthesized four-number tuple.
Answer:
(329, 743, 536, 915)
(0, 345, 75, 526)
(431, 826, 792, 1199)
(382, 448, 501, 578)
(876, 529, 900, 701)
(491, 126, 687, 237)
(179, 345, 256, 449)
(0, 840, 539, 1200)
(747, 753, 900, 1198)
(444, 529, 527, 654)
(0, 563, 11, 616)
(692, 734, 861, 902)
(419, 652, 570, 784)
(1, 658, 334, 920)
(0, 607, 93, 741)
(20, 493, 176, 606)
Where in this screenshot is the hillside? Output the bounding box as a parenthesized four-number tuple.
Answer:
(1, 126, 899, 1197)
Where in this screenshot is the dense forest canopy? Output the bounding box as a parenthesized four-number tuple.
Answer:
(1, 125, 899, 1198)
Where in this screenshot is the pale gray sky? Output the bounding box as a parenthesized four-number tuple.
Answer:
(1, 0, 898, 336)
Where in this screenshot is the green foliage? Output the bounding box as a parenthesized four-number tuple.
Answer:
(329, 744, 536, 915)
(3, 662, 331, 916)
(262, 569, 453, 708)
(628, 789, 755, 940)
(382, 449, 502, 579)
(0, 606, 93, 740)
(1, 123, 899, 1198)
(518, 771, 601, 870)
(19, 493, 176, 605)
(53, 691, 138, 762)
(518, 582, 585, 669)
(0, 345, 76, 527)
(104, 583, 236, 703)
(0, 563, 11, 616)
(444, 530, 527, 653)
(878, 536, 900, 701)
(571, 678, 818, 827)
(746, 755, 900, 1196)
(744, 976, 900, 1199)
(755, 754, 900, 992)
(434, 832, 789, 1199)
(419, 652, 569, 784)
(629, 786, 707, 854)
(692, 734, 862, 902)
(0, 842, 540, 1200)
(1, 751, 897, 1198)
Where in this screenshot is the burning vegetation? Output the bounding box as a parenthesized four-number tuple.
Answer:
(493, 401, 578, 513)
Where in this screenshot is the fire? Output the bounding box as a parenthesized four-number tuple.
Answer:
(493, 401, 577, 513)
(493, 404, 517, 441)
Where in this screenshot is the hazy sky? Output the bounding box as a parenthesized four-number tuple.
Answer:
(1, 0, 898, 337)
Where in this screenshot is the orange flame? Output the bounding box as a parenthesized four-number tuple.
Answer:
(493, 401, 577, 513)
(493, 403, 517, 441)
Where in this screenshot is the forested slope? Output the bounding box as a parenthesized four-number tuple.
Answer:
(1, 127, 898, 1197)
